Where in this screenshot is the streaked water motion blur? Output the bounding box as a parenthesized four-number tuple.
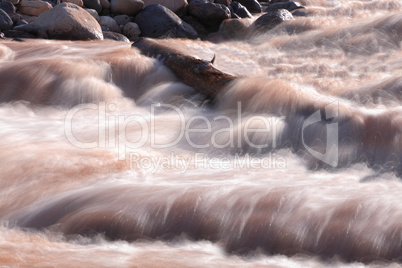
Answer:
(1, 1, 402, 266)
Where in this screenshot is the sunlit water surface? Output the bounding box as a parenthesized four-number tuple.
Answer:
(1, 0, 402, 266)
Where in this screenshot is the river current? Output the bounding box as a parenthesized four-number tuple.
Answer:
(1, 0, 402, 266)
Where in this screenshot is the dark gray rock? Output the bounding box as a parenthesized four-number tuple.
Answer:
(230, 2, 251, 18)
(123, 22, 140, 40)
(292, 10, 308, 17)
(235, 0, 261, 13)
(85, 8, 100, 20)
(3, 29, 36, 38)
(15, 19, 28, 26)
(103, 30, 130, 42)
(135, 4, 197, 39)
(9, 13, 22, 24)
(113, 14, 130, 26)
(100, 0, 110, 9)
(214, 0, 230, 6)
(0, 1, 16, 14)
(264, 1, 304, 12)
(14, 23, 38, 34)
(100, 8, 110, 15)
(44, 0, 56, 7)
(99, 15, 120, 33)
(181, 15, 209, 38)
(227, 4, 236, 18)
(0, 9, 13, 31)
(11, 23, 48, 38)
(269, 0, 290, 3)
(83, 0, 102, 13)
(188, 0, 231, 30)
(230, 11, 240, 18)
(100, 25, 109, 31)
(188, 0, 212, 3)
(252, 9, 293, 33)
(219, 18, 250, 39)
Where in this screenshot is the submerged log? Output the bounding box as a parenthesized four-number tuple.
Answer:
(132, 38, 237, 99)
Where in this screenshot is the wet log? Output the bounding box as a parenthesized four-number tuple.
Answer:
(132, 38, 237, 99)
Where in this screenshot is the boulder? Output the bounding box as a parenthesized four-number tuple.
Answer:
(15, 19, 29, 26)
(264, 1, 304, 12)
(85, 8, 99, 20)
(123, 21, 140, 40)
(110, 0, 143, 15)
(122, 21, 138, 36)
(103, 30, 129, 42)
(3, 29, 36, 38)
(269, 0, 290, 3)
(13, 23, 47, 37)
(99, 15, 120, 32)
(9, 12, 23, 24)
(143, 0, 187, 13)
(82, 0, 102, 13)
(214, 0, 230, 6)
(1, 0, 19, 5)
(229, 10, 239, 19)
(188, 0, 230, 30)
(251, 9, 293, 33)
(99, 0, 110, 8)
(99, 8, 109, 15)
(18, 0, 52, 16)
(62, 0, 83, 6)
(219, 18, 251, 39)
(135, 4, 197, 39)
(34, 3, 103, 40)
(292, 9, 308, 16)
(0, 1, 16, 14)
(62, 0, 84, 6)
(236, 0, 261, 13)
(14, 22, 38, 33)
(227, 4, 237, 18)
(0, 9, 12, 31)
(113, 14, 130, 25)
(230, 2, 251, 18)
(181, 15, 208, 38)
(20, 14, 37, 23)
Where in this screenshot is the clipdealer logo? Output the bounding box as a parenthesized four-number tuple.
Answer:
(63, 101, 339, 168)
(64, 102, 283, 160)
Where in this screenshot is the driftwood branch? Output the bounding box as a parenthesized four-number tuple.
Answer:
(132, 38, 237, 99)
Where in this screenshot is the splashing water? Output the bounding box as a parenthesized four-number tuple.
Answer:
(1, 1, 402, 266)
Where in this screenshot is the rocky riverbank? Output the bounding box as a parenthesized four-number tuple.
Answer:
(0, 0, 306, 42)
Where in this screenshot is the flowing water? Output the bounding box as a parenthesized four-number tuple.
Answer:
(1, 0, 402, 266)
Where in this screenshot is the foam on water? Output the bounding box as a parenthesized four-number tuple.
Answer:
(0, 0, 402, 266)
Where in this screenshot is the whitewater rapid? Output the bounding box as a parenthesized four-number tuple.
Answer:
(1, 0, 402, 266)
